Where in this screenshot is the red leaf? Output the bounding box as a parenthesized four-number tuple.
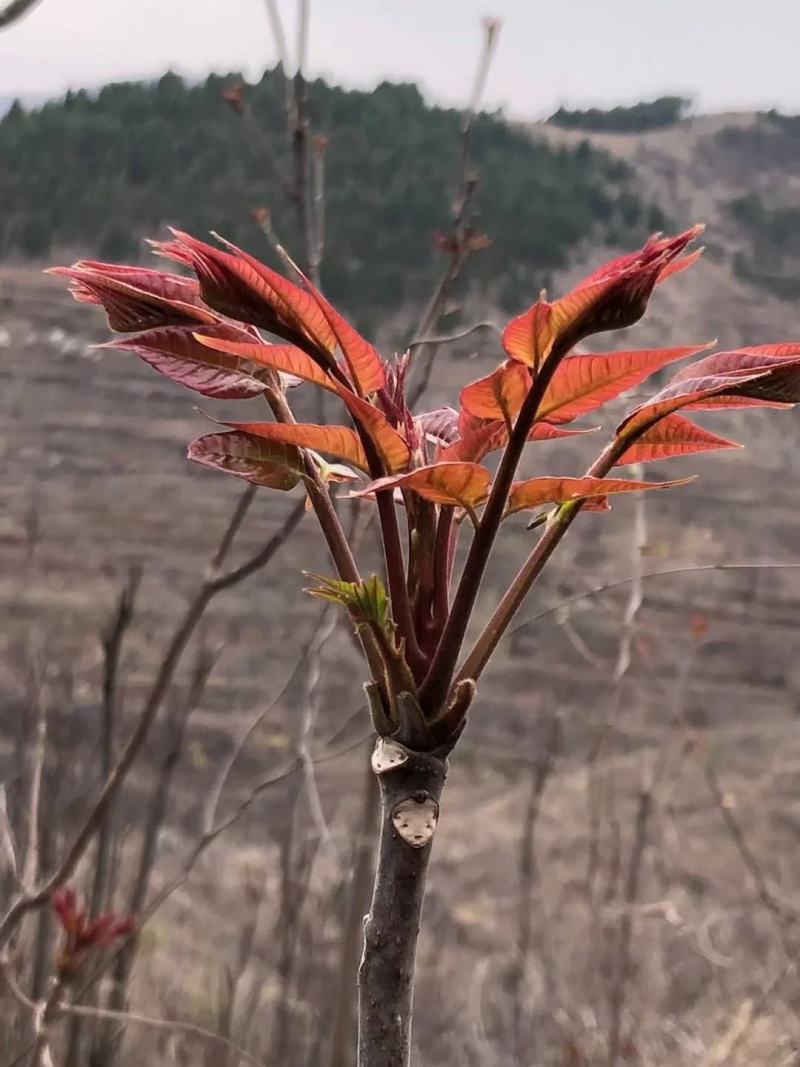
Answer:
(671, 347, 800, 409)
(188, 431, 304, 489)
(415, 407, 461, 446)
(616, 369, 771, 439)
(441, 416, 507, 463)
(156, 230, 337, 357)
(218, 420, 368, 471)
(503, 227, 703, 365)
(52, 888, 81, 935)
(352, 462, 491, 510)
(537, 344, 712, 423)
(340, 393, 411, 473)
(616, 414, 741, 465)
(193, 334, 339, 393)
(101, 324, 269, 399)
(48, 262, 218, 333)
(63, 260, 202, 302)
(460, 360, 531, 421)
(502, 300, 553, 367)
(506, 474, 693, 516)
(658, 247, 703, 282)
(529, 423, 598, 441)
(441, 414, 590, 463)
(298, 273, 386, 394)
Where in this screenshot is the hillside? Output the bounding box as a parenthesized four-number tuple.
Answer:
(3, 93, 800, 1065)
(0, 69, 663, 332)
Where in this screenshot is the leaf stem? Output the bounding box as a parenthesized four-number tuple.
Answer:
(432, 506, 455, 631)
(457, 436, 629, 682)
(264, 384, 388, 684)
(418, 348, 566, 713)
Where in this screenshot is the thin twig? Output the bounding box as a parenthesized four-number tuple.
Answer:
(0, 0, 43, 29)
(64, 1001, 269, 1067)
(22, 655, 48, 893)
(68, 727, 373, 1019)
(296, 608, 339, 849)
(0, 497, 306, 951)
(86, 645, 218, 1065)
(511, 716, 561, 1061)
(203, 608, 330, 833)
(607, 763, 655, 1067)
(29, 979, 64, 1067)
(326, 755, 380, 1067)
(507, 561, 800, 641)
(89, 567, 142, 916)
(263, 0, 292, 72)
(408, 19, 501, 408)
(702, 757, 800, 930)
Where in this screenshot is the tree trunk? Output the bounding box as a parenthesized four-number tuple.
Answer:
(357, 740, 449, 1067)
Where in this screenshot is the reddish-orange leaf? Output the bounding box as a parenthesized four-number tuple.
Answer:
(299, 274, 386, 394)
(575, 227, 703, 290)
(615, 414, 741, 465)
(101, 323, 269, 399)
(415, 407, 460, 446)
(193, 334, 339, 393)
(537, 344, 712, 423)
(616, 369, 770, 439)
(658, 247, 703, 283)
(441, 415, 591, 463)
(671, 347, 800, 410)
(157, 230, 337, 357)
(529, 422, 598, 442)
(48, 263, 218, 333)
(187, 432, 303, 490)
(506, 474, 693, 516)
(58, 260, 203, 303)
(340, 393, 411, 473)
(352, 462, 491, 510)
(460, 360, 531, 421)
(218, 420, 368, 471)
(441, 418, 507, 463)
(502, 301, 553, 367)
(503, 227, 703, 364)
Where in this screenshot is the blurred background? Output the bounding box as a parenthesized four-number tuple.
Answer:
(2, 2, 800, 1065)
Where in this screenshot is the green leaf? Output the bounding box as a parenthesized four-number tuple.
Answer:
(305, 573, 392, 633)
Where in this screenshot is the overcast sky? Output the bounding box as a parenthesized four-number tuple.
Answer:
(2, 0, 800, 117)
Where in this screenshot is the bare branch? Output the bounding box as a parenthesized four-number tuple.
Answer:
(326, 755, 379, 1067)
(296, 608, 338, 849)
(612, 472, 647, 685)
(465, 17, 502, 119)
(203, 605, 334, 833)
(0, 0, 43, 30)
(506, 560, 800, 641)
(22, 654, 48, 893)
(90, 567, 142, 917)
(407, 320, 500, 354)
(296, 0, 310, 76)
(263, 0, 291, 72)
(0, 498, 307, 951)
(511, 716, 561, 1061)
(212, 485, 257, 570)
(607, 762, 655, 1067)
(63, 1001, 269, 1067)
(68, 725, 373, 1022)
(0, 786, 18, 885)
(408, 18, 502, 407)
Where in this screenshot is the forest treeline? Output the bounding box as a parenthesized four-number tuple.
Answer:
(0, 68, 664, 329)
(548, 96, 691, 133)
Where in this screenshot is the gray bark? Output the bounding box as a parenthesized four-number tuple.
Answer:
(357, 740, 450, 1067)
